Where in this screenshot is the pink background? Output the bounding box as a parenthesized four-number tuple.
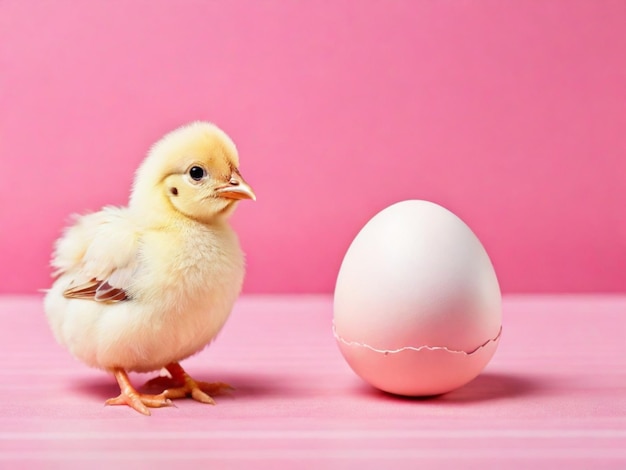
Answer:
(1, 0, 624, 294)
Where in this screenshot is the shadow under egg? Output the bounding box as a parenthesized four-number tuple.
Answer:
(358, 371, 547, 404)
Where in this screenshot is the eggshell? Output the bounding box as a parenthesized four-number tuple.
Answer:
(333, 200, 502, 396)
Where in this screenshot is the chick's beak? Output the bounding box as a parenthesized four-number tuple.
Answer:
(215, 173, 256, 201)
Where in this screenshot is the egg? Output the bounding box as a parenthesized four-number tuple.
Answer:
(333, 200, 502, 396)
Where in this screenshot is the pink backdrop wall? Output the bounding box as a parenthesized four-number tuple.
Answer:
(1, 0, 625, 294)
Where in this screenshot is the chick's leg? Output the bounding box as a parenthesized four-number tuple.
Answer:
(146, 362, 232, 405)
(105, 368, 172, 416)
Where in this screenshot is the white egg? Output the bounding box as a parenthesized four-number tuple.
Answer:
(333, 200, 502, 396)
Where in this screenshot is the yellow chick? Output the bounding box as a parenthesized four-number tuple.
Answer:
(44, 122, 255, 415)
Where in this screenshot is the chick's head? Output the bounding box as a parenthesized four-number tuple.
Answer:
(130, 122, 255, 224)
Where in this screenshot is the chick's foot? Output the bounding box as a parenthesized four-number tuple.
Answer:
(145, 362, 233, 405)
(106, 369, 173, 416)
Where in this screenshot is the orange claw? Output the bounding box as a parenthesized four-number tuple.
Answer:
(106, 368, 172, 416)
(145, 362, 233, 406)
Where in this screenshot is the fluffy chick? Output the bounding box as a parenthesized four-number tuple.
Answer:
(44, 122, 255, 415)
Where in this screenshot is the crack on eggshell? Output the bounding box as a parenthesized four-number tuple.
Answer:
(332, 324, 502, 356)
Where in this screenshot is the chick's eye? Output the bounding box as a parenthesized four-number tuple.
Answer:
(189, 166, 207, 181)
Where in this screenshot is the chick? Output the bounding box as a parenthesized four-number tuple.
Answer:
(44, 122, 255, 415)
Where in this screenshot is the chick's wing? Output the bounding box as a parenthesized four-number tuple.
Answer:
(51, 206, 141, 304)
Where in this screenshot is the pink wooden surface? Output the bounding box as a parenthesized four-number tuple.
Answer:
(0, 295, 625, 468)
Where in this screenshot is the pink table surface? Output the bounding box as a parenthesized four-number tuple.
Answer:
(0, 294, 624, 468)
